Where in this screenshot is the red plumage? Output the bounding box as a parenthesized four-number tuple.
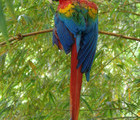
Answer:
(53, 0, 98, 120)
(70, 39, 82, 120)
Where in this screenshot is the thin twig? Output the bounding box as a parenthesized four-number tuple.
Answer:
(99, 31, 140, 41)
(39, 107, 138, 112)
(100, 10, 140, 16)
(92, 116, 140, 119)
(118, 10, 140, 16)
(36, 108, 140, 119)
(0, 29, 53, 46)
(0, 29, 139, 47)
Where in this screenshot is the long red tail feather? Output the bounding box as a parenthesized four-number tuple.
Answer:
(70, 40, 83, 120)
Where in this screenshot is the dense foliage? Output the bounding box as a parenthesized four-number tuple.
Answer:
(0, 0, 139, 119)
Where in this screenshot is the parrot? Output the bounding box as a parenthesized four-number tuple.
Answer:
(52, 0, 98, 120)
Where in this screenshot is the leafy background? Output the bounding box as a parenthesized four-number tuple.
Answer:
(0, 0, 139, 119)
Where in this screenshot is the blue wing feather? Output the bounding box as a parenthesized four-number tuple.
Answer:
(53, 11, 98, 82)
(77, 36, 95, 68)
(54, 14, 74, 54)
(77, 20, 98, 81)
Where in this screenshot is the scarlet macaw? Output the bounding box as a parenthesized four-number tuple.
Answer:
(52, 0, 98, 119)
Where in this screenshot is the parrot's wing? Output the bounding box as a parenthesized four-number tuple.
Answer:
(53, 14, 74, 54)
(77, 19, 98, 81)
(53, 1, 98, 81)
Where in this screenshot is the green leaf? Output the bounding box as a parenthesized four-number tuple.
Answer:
(0, 0, 9, 42)
(94, 50, 102, 61)
(49, 92, 56, 105)
(81, 97, 93, 113)
(0, 52, 7, 73)
(18, 14, 33, 25)
(0, 106, 12, 117)
(5, 0, 15, 19)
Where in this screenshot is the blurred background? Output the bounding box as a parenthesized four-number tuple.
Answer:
(0, 0, 139, 119)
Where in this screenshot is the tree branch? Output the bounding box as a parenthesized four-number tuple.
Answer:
(0, 29, 53, 46)
(0, 29, 139, 47)
(99, 31, 140, 41)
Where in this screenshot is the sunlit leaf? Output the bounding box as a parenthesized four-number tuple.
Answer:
(0, 51, 7, 73)
(81, 97, 93, 113)
(5, 0, 15, 19)
(28, 60, 37, 75)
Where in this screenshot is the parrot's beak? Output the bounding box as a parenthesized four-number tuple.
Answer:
(52, 0, 59, 1)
